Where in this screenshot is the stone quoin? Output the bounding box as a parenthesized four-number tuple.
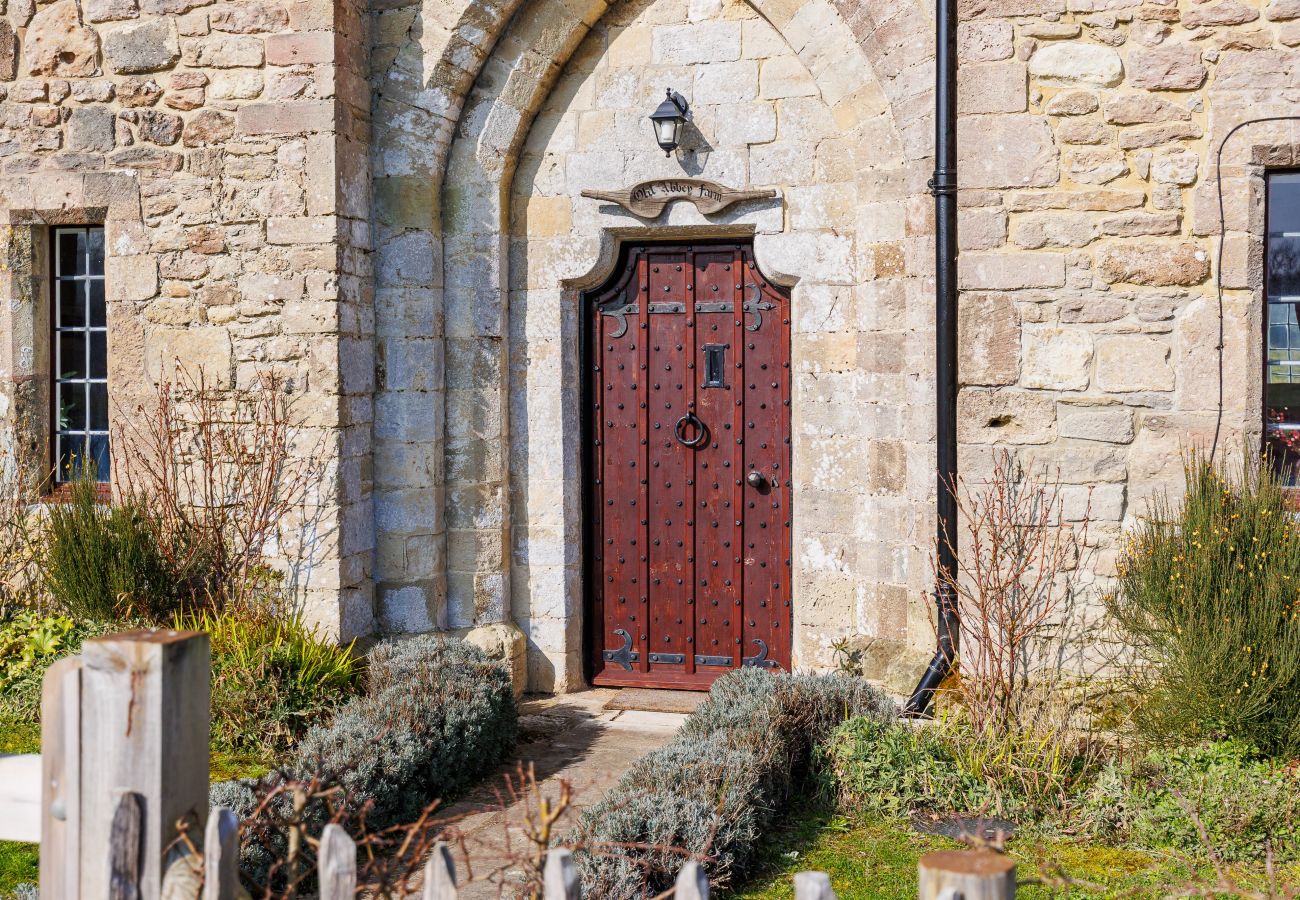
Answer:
(0, 0, 1292, 695)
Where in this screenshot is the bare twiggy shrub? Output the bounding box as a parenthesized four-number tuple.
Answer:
(934, 450, 1113, 813)
(0, 427, 45, 612)
(114, 366, 326, 610)
(944, 449, 1094, 734)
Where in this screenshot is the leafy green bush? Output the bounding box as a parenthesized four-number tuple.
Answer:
(575, 669, 893, 899)
(822, 717, 996, 818)
(211, 636, 517, 883)
(41, 476, 196, 621)
(1108, 451, 1300, 755)
(0, 610, 116, 719)
(181, 608, 360, 759)
(1080, 740, 1300, 862)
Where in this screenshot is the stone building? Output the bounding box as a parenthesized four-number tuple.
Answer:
(0, 0, 1294, 694)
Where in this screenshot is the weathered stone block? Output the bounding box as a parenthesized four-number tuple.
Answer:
(85, 0, 140, 23)
(1152, 148, 1198, 185)
(651, 22, 741, 65)
(1103, 93, 1190, 124)
(236, 100, 332, 135)
(960, 294, 1020, 385)
(1028, 42, 1123, 86)
(959, 21, 1013, 62)
(26, 0, 101, 78)
(959, 62, 1027, 114)
(959, 251, 1066, 289)
(1011, 212, 1097, 248)
(1022, 325, 1093, 391)
(958, 206, 1008, 250)
(0, 20, 18, 81)
(1044, 90, 1098, 115)
(211, 4, 289, 33)
(1057, 404, 1135, 442)
(959, 389, 1056, 444)
(1183, 1, 1258, 27)
(1128, 43, 1205, 90)
(103, 18, 180, 74)
(1096, 335, 1174, 392)
(1266, 0, 1300, 18)
(182, 108, 233, 145)
(266, 32, 333, 66)
(958, 114, 1058, 189)
(67, 106, 114, 152)
(1100, 211, 1181, 236)
(181, 34, 264, 68)
(1097, 242, 1209, 286)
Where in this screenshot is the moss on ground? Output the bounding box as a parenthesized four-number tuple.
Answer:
(724, 801, 1300, 899)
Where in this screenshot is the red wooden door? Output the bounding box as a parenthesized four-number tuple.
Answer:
(587, 243, 792, 690)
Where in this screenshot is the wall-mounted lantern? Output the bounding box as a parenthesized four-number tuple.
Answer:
(648, 89, 690, 156)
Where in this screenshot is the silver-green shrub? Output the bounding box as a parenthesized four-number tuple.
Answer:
(211, 635, 516, 884)
(575, 669, 894, 898)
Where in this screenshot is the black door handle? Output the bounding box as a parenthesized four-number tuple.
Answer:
(746, 471, 766, 488)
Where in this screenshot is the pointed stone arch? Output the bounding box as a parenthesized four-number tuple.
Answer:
(369, 0, 931, 689)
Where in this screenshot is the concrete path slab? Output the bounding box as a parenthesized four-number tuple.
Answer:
(438, 689, 687, 898)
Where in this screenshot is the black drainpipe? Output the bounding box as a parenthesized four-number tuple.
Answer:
(903, 0, 959, 718)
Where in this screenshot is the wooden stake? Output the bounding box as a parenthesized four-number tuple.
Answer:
(543, 849, 579, 900)
(675, 861, 709, 900)
(423, 841, 458, 900)
(919, 850, 1016, 900)
(203, 807, 239, 900)
(39, 655, 81, 900)
(80, 630, 211, 899)
(794, 871, 837, 900)
(318, 824, 357, 900)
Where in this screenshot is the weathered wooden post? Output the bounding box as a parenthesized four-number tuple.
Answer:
(543, 848, 579, 900)
(39, 655, 82, 899)
(674, 861, 709, 900)
(919, 850, 1016, 900)
(79, 630, 211, 899)
(794, 871, 837, 900)
(424, 841, 459, 900)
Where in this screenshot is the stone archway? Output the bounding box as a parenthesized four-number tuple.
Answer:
(370, 0, 930, 692)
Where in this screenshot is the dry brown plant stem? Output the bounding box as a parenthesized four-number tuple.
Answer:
(114, 364, 325, 611)
(943, 449, 1092, 736)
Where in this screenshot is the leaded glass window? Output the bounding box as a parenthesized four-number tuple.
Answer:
(52, 226, 109, 484)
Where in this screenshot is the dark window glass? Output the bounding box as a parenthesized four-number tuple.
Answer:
(52, 226, 108, 484)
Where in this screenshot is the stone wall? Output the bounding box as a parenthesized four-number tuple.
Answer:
(0, 0, 375, 639)
(954, 0, 1295, 602)
(0, 0, 1290, 693)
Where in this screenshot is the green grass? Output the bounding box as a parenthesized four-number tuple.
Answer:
(0, 721, 38, 756)
(0, 842, 37, 895)
(725, 801, 1300, 899)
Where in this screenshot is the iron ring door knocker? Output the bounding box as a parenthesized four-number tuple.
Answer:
(674, 411, 708, 448)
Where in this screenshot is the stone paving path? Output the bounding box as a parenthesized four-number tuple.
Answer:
(437, 689, 693, 898)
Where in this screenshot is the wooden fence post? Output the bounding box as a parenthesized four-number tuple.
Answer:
(919, 850, 1016, 900)
(79, 630, 211, 900)
(675, 862, 709, 900)
(543, 848, 579, 900)
(423, 841, 458, 900)
(318, 824, 357, 900)
(203, 807, 239, 900)
(793, 871, 837, 900)
(39, 655, 81, 900)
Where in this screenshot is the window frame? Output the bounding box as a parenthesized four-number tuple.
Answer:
(48, 225, 110, 492)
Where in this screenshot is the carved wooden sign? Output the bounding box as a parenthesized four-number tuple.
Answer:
(581, 178, 777, 218)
